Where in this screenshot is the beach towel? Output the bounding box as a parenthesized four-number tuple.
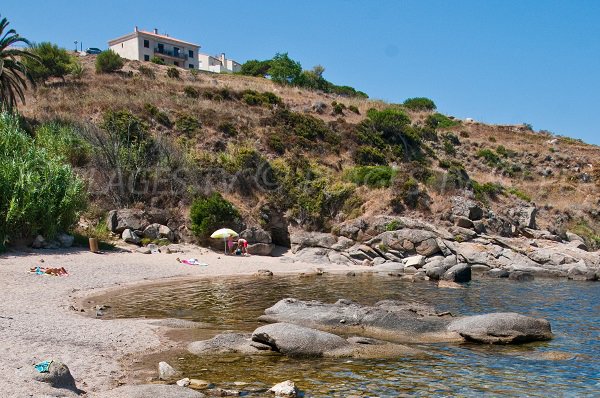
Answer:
(177, 258, 208, 266)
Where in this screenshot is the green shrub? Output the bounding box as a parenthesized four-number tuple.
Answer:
(472, 181, 504, 202)
(443, 140, 456, 156)
(144, 104, 171, 127)
(184, 86, 199, 98)
(269, 109, 339, 150)
(358, 108, 421, 160)
(70, 60, 84, 79)
(95, 50, 124, 73)
(35, 122, 91, 167)
(570, 219, 600, 250)
(385, 220, 403, 231)
(24, 42, 76, 82)
(150, 56, 165, 65)
(189, 68, 199, 80)
(218, 122, 238, 137)
(391, 177, 428, 211)
(332, 103, 345, 115)
(496, 145, 517, 158)
(425, 113, 459, 129)
(403, 97, 436, 111)
(138, 65, 155, 78)
(507, 187, 531, 202)
(175, 114, 200, 134)
(348, 105, 360, 114)
(477, 148, 501, 167)
(0, 113, 87, 248)
(459, 131, 470, 138)
(489, 136, 497, 143)
(266, 132, 286, 154)
(345, 165, 396, 188)
(190, 192, 241, 241)
(242, 90, 282, 107)
(354, 146, 387, 165)
(167, 67, 180, 79)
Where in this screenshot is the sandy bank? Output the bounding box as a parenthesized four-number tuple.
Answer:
(0, 245, 363, 397)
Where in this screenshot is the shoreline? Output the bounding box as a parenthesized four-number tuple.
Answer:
(0, 245, 368, 397)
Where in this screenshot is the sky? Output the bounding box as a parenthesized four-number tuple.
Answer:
(3, 0, 600, 144)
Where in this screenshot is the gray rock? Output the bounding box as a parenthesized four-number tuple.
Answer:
(485, 268, 509, 278)
(107, 209, 150, 233)
(95, 384, 205, 398)
(252, 322, 349, 357)
(442, 263, 471, 283)
(566, 231, 584, 243)
(188, 333, 272, 356)
(56, 233, 74, 248)
(291, 231, 337, 252)
(247, 243, 274, 256)
(240, 227, 272, 244)
(143, 223, 174, 241)
(447, 313, 552, 344)
(372, 262, 404, 273)
(509, 271, 534, 281)
(451, 197, 483, 221)
(331, 236, 355, 251)
(122, 228, 140, 244)
(372, 257, 386, 266)
(31, 235, 46, 249)
(455, 217, 474, 229)
(567, 263, 597, 281)
(370, 229, 441, 256)
(510, 206, 537, 230)
(136, 247, 151, 254)
(425, 266, 445, 280)
(268, 380, 298, 397)
(471, 264, 491, 273)
(258, 298, 456, 343)
(158, 361, 179, 380)
(254, 269, 274, 277)
(404, 255, 425, 268)
(32, 360, 79, 392)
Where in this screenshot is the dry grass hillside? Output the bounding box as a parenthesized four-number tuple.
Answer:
(19, 56, 600, 248)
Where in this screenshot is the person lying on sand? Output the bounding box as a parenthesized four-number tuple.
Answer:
(30, 267, 69, 276)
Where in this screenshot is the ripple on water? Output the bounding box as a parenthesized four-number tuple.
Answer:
(95, 275, 600, 397)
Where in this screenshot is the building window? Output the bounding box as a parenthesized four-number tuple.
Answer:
(174, 61, 179, 67)
(189, 64, 194, 69)
(188, 50, 193, 58)
(143, 39, 149, 48)
(144, 54, 150, 61)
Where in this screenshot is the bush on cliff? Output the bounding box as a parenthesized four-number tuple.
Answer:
(190, 192, 241, 241)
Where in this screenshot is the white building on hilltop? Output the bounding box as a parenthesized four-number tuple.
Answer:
(198, 52, 241, 73)
(108, 27, 199, 69)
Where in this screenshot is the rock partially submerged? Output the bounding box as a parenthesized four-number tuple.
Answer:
(259, 298, 552, 345)
(447, 313, 552, 344)
(268, 380, 298, 397)
(188, 333, 273, 356)
(252, 322, 348, 357)
(258, 298, 455, 343)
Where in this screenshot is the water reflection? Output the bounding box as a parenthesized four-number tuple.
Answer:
(98, 274, 600, 396)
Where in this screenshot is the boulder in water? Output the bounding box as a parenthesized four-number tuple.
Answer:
(447, 313, 552, 344)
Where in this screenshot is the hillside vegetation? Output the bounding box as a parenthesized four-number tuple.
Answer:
(16, 56, 600, 249)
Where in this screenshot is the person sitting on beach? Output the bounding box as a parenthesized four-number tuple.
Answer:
(238, 238, 249, 255)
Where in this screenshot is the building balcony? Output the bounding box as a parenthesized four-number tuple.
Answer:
(153, 47, 188, 60)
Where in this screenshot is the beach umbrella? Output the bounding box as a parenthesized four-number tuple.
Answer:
(210, 228, 239, 254)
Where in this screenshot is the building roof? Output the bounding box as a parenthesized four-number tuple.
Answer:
(108, 29, 200, 48)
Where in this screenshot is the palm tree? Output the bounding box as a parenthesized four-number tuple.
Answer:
(0, 15, 37, 111)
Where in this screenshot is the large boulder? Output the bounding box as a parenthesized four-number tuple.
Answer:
(369, 229, 441, 256)
(107, 209, 150, 233)
(31, 360, 79, 392)
(442, 263, 471, 283)
(509, 206, 537, 230)
(291, 231, 338, 252)
(240, 227, 272, 244)
(447, 313, 552, 344)
(56, 233, 74, 248)
(451, 196, 483, 221)
(143, 223, 174, 241)
(258, 298, 456, 343)
(188, 333, 272, 356)
(247, 243, 274, 256)
(122, 228, 141, 244)
(95, 384, 205, 398)
(252, 322, 349, 357)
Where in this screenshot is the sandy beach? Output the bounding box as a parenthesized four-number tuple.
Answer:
(0, 245, 364, 397)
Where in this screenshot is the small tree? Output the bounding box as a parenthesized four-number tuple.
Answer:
(240, 59, 271, 77)
(190, 192, 241, 241)
(24, 42, 75, 82)
(95, 50, 123, 73)
(269, 52, 302, 85)
(150, 56, 165, 65)
(403, 97, 436, 111)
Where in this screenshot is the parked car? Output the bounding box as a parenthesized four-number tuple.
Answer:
(85, 47, 102, 55)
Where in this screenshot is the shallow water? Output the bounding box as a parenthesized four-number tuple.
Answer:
(99, 274, 600, 397)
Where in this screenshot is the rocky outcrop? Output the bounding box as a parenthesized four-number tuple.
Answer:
(107, 209, 150, 233)
(258, 298, 456, 343)
(143, 223, 174, 241)
(188, 333, 272, 356)
(259, 299, 553, 345)
(442, 263, 471, 283)
(451, 197, 484, 221)
(252, 322, 349, 357)
(447, 313, 552, 344)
